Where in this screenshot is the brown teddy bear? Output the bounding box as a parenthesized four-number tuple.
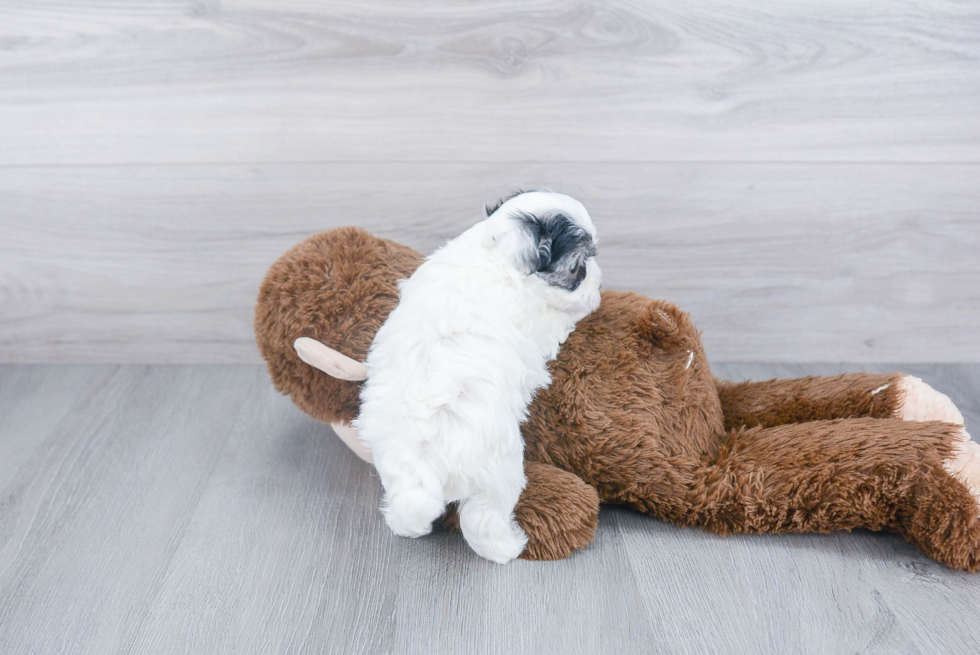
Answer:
(255, 226, 980, 570)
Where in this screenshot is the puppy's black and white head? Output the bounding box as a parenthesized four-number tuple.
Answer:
(487, 191, 601, 315)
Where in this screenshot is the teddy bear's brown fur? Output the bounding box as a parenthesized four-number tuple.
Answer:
(255, 227, 980, 570)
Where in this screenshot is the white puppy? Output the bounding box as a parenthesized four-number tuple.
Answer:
(353, 191, 602, 563)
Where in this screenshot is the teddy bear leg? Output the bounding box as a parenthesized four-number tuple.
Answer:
(882, 424, 980, 571)
(714, 372, 905, 430)
(677, 418, 980, 571)
(440, 461, 600, 561)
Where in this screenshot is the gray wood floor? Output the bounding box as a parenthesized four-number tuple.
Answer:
(1, 363, 979, 654)
(2, 1, 978, 364)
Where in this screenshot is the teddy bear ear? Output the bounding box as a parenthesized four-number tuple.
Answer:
(293, 337, 368, 381)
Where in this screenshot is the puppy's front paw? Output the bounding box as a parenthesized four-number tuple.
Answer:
(383, 488, 445, 538)
(897, 375, 965, 425)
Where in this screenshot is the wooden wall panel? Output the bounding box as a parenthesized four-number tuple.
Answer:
(0, 1, 977, 164)
(1, 162, 976, 362)
(0, 1, 977, 362)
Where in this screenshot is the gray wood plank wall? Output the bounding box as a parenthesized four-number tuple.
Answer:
(1, 1, 978, 363)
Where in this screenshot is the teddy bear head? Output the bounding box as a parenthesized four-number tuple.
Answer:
(254, 227, 423, 425)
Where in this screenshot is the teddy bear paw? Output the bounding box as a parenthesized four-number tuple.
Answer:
(944, 428, 980, 506)
(896, 375, 965, 425)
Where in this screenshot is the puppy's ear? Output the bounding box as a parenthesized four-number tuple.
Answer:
(485, 189, 531, 218)
(494, 211, 552, 275)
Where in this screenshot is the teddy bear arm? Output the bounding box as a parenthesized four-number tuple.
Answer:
(714, 372, 905, 431)
(439, 460, 600, 561)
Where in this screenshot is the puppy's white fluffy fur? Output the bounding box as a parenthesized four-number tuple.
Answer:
(353, 192, 601, 563)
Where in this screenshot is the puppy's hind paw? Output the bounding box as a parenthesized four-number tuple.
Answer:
(383, 488, 445, 538)
(464, 522, 528, 565)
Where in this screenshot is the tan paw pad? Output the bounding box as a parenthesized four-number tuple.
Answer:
(897, 375, 965, 425)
